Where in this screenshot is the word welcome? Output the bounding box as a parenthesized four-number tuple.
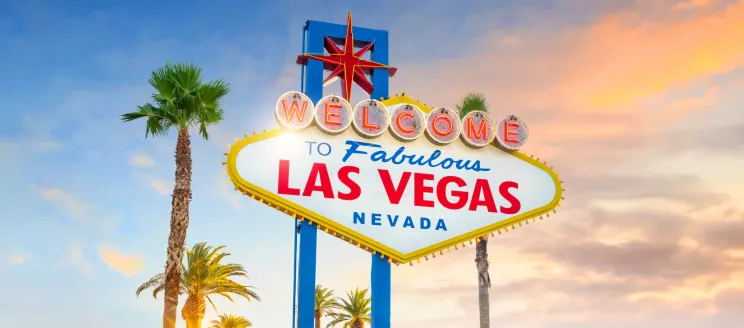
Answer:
(274, 91, 529, 150)
(342, 140, 490, 173)
(276, 160, 522, 214)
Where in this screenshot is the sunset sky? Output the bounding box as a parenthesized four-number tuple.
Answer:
(2, 0, 744, 327)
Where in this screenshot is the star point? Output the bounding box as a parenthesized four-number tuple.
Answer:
(296, 12, 397, 101)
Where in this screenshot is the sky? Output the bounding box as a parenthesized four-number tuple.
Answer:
(1, 0, 744, 327)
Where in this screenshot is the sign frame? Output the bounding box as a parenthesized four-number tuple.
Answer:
(224, 93, 564, 264)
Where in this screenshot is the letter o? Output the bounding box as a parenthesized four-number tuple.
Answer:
(425, 108, 461, 145)
(317, 142, 332, 156)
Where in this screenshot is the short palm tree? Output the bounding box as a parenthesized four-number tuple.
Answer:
(456, 92, 492, 328)
(209, 314, 252, 328)
(326, 288, 371, 328)
(315, 285, 340, 328)
(136, 242, 261, 328)
(122, 62, 229, 328)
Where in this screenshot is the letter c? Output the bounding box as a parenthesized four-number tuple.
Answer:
(395, 112, 415, 133)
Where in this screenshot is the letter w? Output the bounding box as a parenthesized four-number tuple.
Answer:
(281, 100, 309, 122)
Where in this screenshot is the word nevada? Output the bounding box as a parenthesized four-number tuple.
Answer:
(275, 91, 530, 150)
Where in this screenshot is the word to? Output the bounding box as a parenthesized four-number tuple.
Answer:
(275, 91, 529, 150)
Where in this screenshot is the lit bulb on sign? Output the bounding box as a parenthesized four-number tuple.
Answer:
(389, 104, 425, 142)
(425, 108, 461, 145)
(352, 99, 390, 138)
(275, 91, 315, 129)
(315, 95, 353, 135)
(495, 115, 529, 151)
(460, 111, 496, 148)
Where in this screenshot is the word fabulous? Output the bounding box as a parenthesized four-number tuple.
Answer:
(275, 91, 530, 150)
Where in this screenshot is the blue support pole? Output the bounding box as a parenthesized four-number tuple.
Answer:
(291, 23, 308, 328)
(299, 18, 392, 328)
(296, 20, 323, 328)
(296, 220, 317, 328)
(368, 30, 391, 328)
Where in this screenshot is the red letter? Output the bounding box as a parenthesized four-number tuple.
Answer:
(504, 121, 519, 143)
(499, 181, 521, 214)
(413, 173, 435, 207)
(302, 163, 334, 198)
(280, 100, 309, 122)
(337, 166, 361, 200)
(468, 179, 497, 213)
(436, 176, 468, 210)
(395, 112, 414, 133)
(325, 103, 342, 126)
(432, 115, 453, 136)
(378, 169, 411, 204)
(277, 160, 300, 195)
(465, 118, 488, 140)
(362, 107, 379, 130)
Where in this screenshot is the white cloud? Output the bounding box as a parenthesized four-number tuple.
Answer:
(129, 153, 155, 167)
(38, 187, 89, 220)
(150, 179, 170, 195)
(68, 243, 95, 277)
(8, 251, 34, 266)
(98, 244, 145, 277)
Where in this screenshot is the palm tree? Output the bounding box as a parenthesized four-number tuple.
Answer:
(315, 285, 340, 328)
(136, 242, 261, 328)
(122, 62, 229, 328)
(456, 92, 491, 328)
(209, 314, 252, 328)
(326, 288, 371, 328)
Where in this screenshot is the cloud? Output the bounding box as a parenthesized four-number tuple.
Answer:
(7, 251, 34, 266)
(98, 244, 145, 277)
(68, 243, 95, 277)
(38, 187, 90, 220)
(149, 179, 170, 195)
(674, 0, 715, 11)
(129, 153, 155, 167)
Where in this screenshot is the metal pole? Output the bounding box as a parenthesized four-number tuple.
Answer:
(291, 23, 309, 328)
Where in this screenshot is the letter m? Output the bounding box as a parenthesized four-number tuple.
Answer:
(466, 118, 488, 140)
(280, 99, 309, 122)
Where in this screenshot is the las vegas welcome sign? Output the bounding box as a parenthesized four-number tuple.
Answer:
(224, 92, 563, 264)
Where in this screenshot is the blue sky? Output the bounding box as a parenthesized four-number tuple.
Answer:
(3, 0, 744, 327)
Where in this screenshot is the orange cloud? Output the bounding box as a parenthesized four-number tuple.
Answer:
(98, 245, 144, 277)
(573, 2, 744, 109)
(395, 1, 744, 117)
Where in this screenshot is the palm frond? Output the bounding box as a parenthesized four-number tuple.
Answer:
(136, 242, 260, 316)
(455, 92, 489, 118)
(123, 62, 228, 139)
(136, 273, 165, 298)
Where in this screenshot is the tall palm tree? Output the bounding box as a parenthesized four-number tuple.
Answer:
(122, 62, 229, 328)
(136, 242, 261, 328)
(326, 288, 371, 328)
(456, 92, 491, 328)
(315, 285, 340, 328)
(209, 314, 252, 328)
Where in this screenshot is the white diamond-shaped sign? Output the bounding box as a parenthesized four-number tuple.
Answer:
(225, 95, 563, 264)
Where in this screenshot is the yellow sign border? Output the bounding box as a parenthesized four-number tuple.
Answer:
(224, 93, 564, 265)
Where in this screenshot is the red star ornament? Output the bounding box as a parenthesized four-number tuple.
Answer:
(296, 12, 397, 101)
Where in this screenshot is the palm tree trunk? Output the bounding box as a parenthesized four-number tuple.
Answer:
(163, 128, 193, 328)
(182, 295, 206, 328)
(314, 313, 321, 328)
(476, 237, 491, 328)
